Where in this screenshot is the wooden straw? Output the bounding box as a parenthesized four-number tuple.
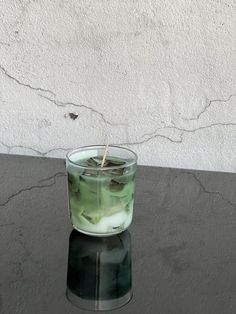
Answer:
(101, 143, 109, 167)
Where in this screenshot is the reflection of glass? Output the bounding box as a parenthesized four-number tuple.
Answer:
(66, 230, 132, 311)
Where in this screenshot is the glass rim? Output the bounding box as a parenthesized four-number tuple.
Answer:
(66, 145, 137, 171)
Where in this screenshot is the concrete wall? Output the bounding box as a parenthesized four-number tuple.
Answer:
(0, 0, 235, 172)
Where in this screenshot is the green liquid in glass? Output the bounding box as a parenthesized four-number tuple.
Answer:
(67, 156, 136, 235)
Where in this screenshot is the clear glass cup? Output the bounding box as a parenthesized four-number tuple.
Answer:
(66, 145, 137, 237)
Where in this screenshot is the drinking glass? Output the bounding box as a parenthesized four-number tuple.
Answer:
(66, 145, 137, 236)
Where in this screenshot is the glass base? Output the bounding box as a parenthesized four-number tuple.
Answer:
(66, 288, 132, 311)
(72, 223, 131, 237)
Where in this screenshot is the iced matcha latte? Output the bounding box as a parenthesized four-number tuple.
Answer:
(66, 146, 137, 236)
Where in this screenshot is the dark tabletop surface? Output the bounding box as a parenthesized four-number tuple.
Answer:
(1, 154, 236, 314)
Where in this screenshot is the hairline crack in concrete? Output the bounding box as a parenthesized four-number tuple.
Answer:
(0, 172, 65, 207)
(182, 94, 236, 121)
(119, 122, 236, 146)
(0, 64, 125, 126)
(183, 171, 236, 209)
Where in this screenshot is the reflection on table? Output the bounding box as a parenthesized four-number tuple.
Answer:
(66, 230, 132, 311)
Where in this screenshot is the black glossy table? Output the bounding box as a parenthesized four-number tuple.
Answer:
(1, 154, 236, 314)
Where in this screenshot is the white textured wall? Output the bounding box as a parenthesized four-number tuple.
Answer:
(0, 0, 236, 172)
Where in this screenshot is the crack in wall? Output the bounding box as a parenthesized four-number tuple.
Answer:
(0, 172, 65, 207)
(0, 64, 56, 96)
(39, 94, 126, 126)
(119, 132, 183, 145)
(1, 63, 235, 152)
(0, 141, 73, 156)
(1, 122, 236, 153)
(0, 64, 125, 126)
(120, 122, 236, 146)
(183, 94, 236, 121)
(43, 147, 73, 155)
